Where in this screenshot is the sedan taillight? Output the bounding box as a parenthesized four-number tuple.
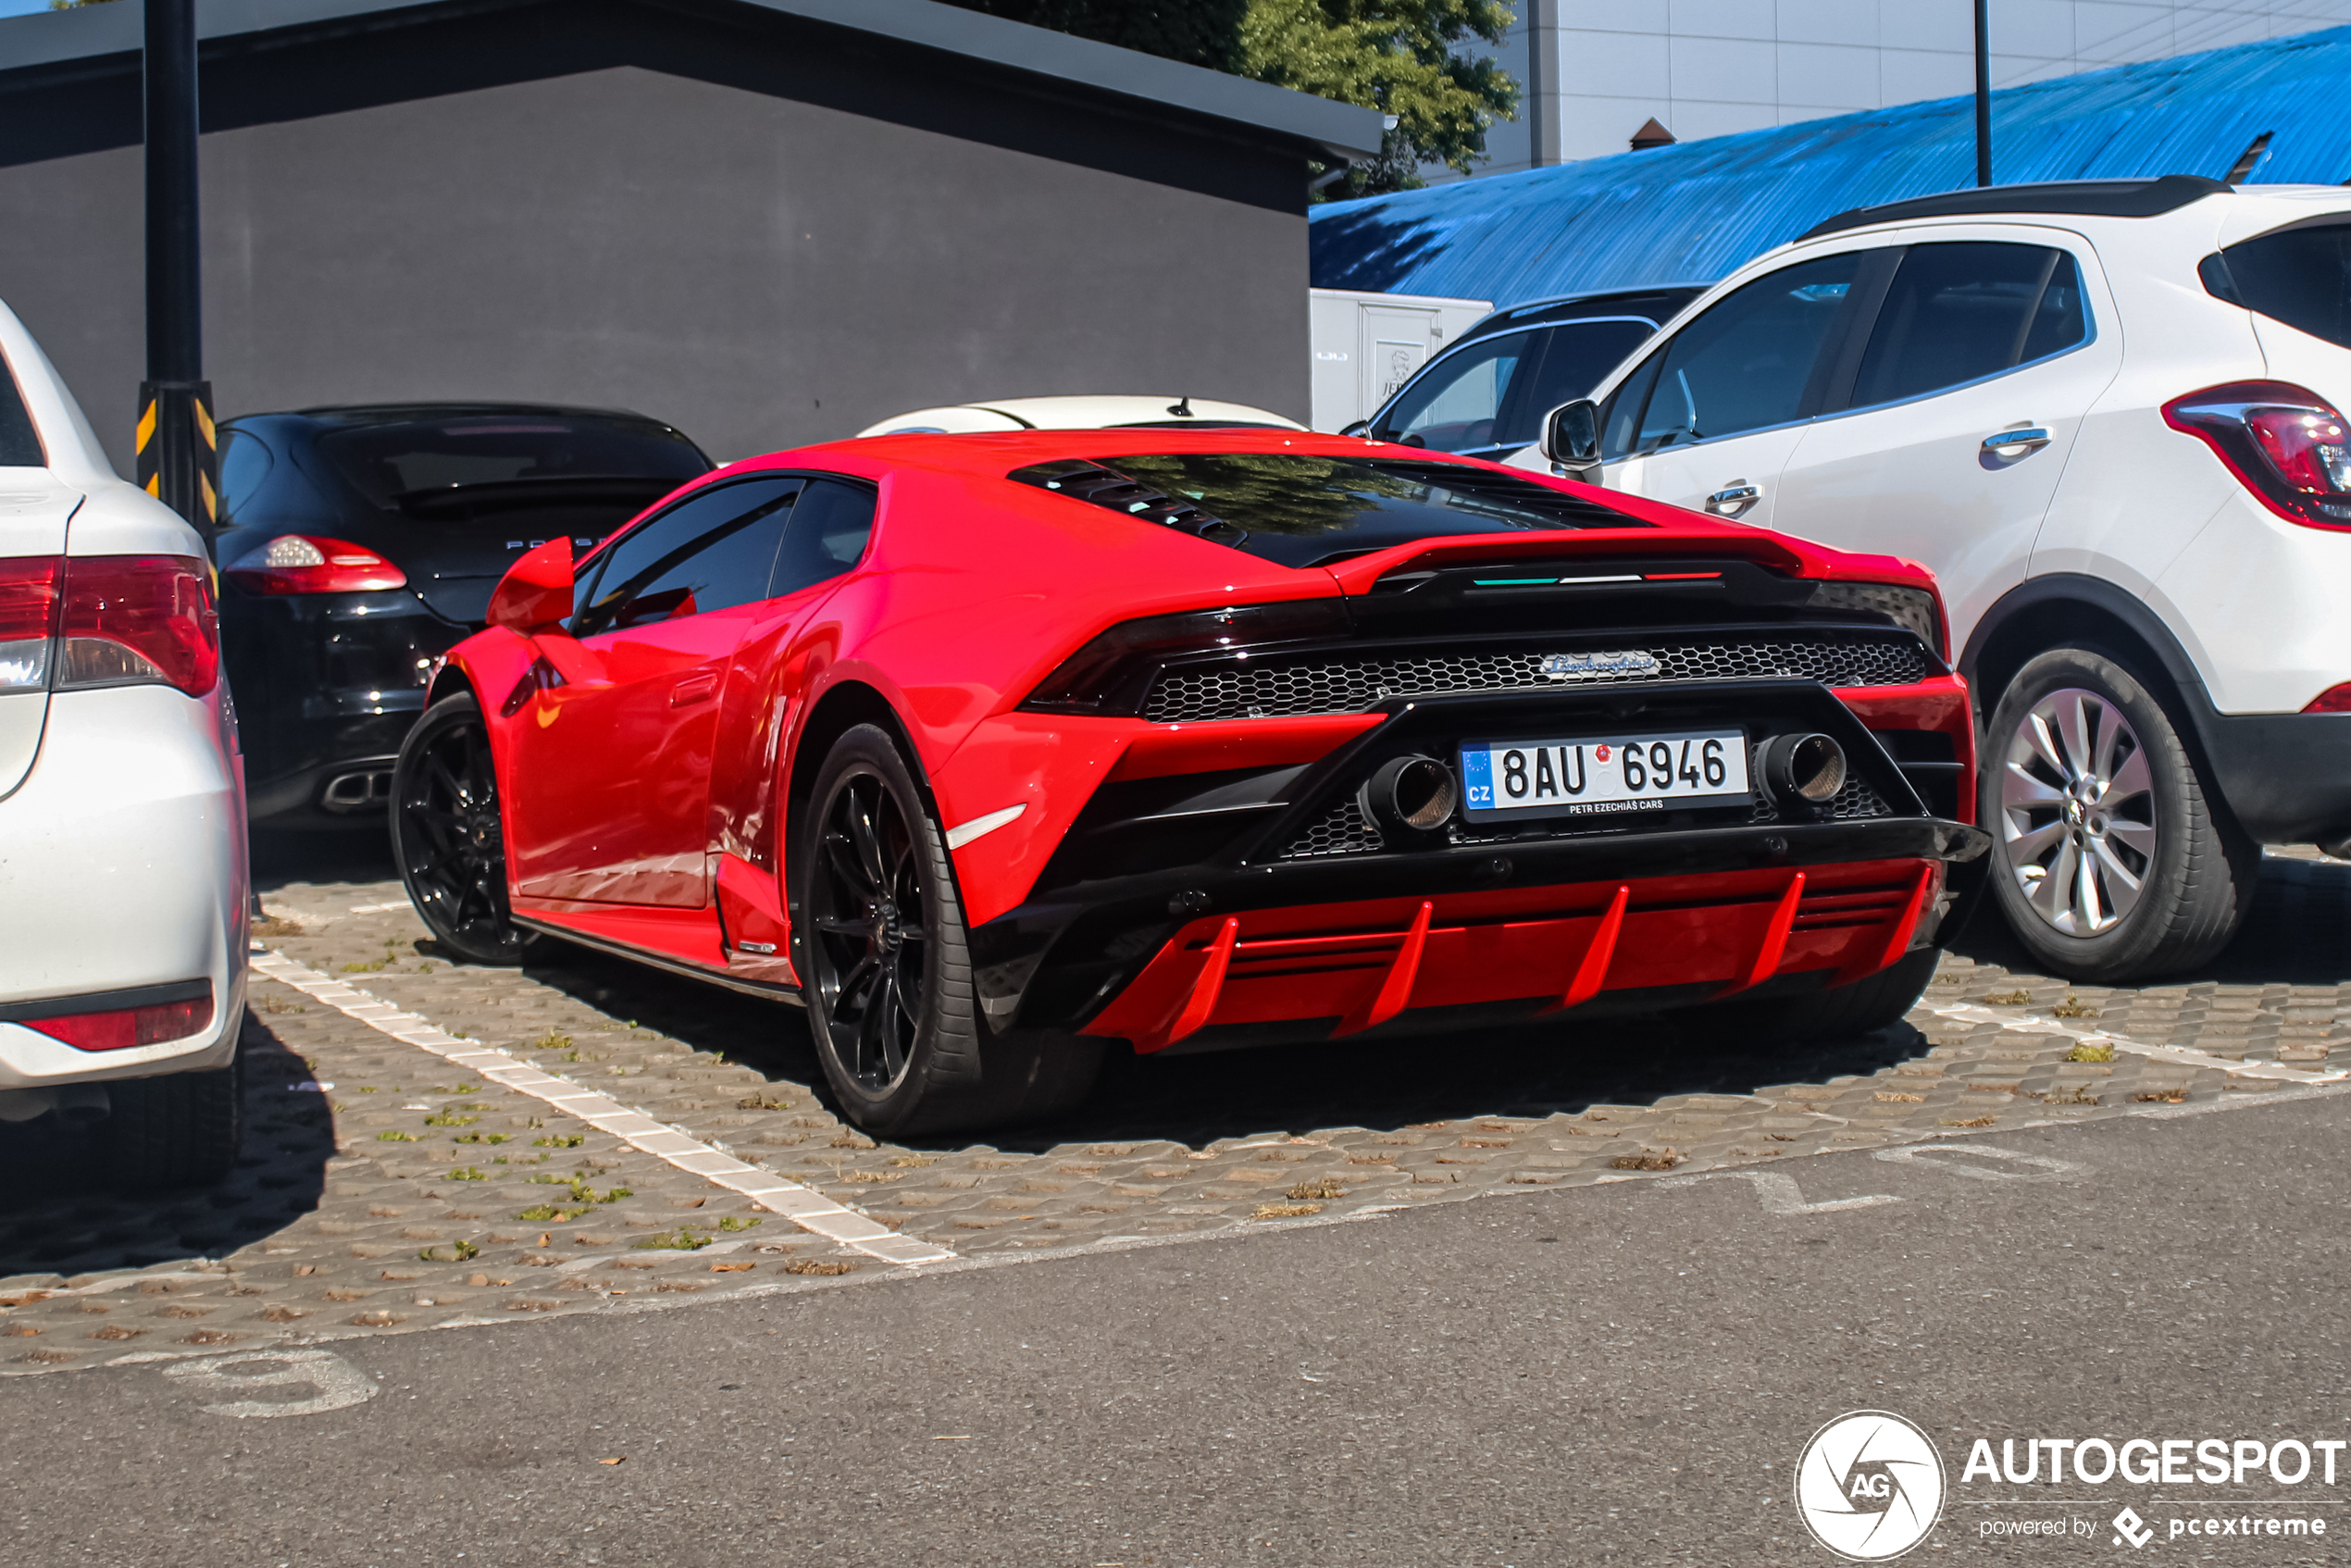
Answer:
(2163, 381, 2351, 531)
(0, 555, 60, 692)
(224, 533, 407, 594)
(0, 554, 219, 697)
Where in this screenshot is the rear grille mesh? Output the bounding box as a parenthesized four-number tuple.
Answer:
(1144, 632, 1930, 724)
(1276, 775, 1897, 861)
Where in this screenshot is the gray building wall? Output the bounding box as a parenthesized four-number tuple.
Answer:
(0, 1, 1315, 471)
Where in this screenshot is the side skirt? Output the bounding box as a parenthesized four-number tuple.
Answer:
(509, 914, 806, 1007)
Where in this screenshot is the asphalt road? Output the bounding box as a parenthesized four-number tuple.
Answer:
(6, 1080, 2347, 1566)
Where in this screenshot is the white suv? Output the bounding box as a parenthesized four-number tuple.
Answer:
(1526, 175, 2351, 983)
(0, 298, 248, 1185)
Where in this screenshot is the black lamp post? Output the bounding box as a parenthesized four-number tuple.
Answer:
(138, 0, 217, 552)
(1974, 0, 1993, 188)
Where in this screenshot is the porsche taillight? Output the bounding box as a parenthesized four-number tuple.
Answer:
(0, 554, 218, 698)
(2163, 381, 2351, 531)
(224, 533, 407, 594)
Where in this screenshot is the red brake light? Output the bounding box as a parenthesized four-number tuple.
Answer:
(224, 534, 407, 594)
(21, 991, 214, 1052)
(2304, 684, 2351, 714)
(2163, 381, 2351, 530)
(0, 555, 60, 692)
(57, 555, 221, 697)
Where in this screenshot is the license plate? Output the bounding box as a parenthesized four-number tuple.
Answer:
(1459, 728, 1750, 821)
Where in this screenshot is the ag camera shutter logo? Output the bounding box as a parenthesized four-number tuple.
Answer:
(1796, 1410, 1947, 1561)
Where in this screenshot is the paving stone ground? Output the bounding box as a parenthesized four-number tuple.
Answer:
(5, 835, 2346, 1371)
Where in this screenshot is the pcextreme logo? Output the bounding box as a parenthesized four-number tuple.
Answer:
(1796, 1411, 1948, 1562)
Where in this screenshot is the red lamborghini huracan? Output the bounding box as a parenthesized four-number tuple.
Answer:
(392, 431, 1990, 1134)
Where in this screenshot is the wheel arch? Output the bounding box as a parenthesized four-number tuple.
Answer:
(781, 681, 946, 926)
(424, 659, 479, 710)
(1959, 574, 2210, 728)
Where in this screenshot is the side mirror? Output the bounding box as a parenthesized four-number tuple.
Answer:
(486, 537, 574, 636)
(1541, 399, 1603, 480)
(1339, 420, 1371, 438)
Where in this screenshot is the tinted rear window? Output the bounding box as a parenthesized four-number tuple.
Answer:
(0, 356, 42, 467)
(1011, 453, 1640, 567)
(318, 414, 708, 506)
(2212, 220, 2351, 348)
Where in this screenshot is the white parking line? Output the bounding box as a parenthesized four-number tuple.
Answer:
(246, 952, 955, 1267)
(1927, 1002, 2350, 1085)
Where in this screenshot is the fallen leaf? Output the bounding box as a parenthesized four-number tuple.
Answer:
(710, 1262, 755, 1273)
(599, 1457, 626, 1465)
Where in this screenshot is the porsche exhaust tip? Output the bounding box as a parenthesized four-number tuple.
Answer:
(1763, 732, 1847, 808)
(1361, 754, 1459, 839)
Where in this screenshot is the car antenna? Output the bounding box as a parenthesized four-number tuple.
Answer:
(1167, 395, 1194, 417)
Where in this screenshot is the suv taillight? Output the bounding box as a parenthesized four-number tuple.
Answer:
(0, 555, 223, 698)
(0, 555, 60, 692)
(224, 534, 406, 594)
(2163, 381, 2351, 531)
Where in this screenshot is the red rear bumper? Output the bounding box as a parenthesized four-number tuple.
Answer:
(1084, 858, 1939, 1052)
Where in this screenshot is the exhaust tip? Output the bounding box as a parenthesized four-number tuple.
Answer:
(1764, 733, 1847, 807)
(1360, 754, 1459, 839)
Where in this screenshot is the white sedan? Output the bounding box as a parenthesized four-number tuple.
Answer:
(854, 394, 1303, 438)
(0, 297, 248, 1188)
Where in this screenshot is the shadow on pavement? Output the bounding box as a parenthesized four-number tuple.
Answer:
(0, 1018, 330, 1282)
(517, 940, 1936, 1154)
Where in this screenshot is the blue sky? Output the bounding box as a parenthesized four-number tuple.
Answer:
(0, 1, 69, 16)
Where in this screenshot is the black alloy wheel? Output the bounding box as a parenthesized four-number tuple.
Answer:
(392, 692, 535, 965)
(794, 724, 1102, 1137)
(808, 762, 934, 1094)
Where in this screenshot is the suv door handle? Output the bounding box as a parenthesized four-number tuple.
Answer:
(669, 671, 720, 709)
(1704, 481, 1760, 515)
(1983, 427, 2052, 454)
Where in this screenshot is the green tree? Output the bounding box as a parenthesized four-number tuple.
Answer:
(1240, 0, 1517, 199)
(935, 0, 1517, 200)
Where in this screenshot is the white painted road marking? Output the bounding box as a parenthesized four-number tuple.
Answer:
(1659, 1169, 1902, 1214)
(163, 1350, 379, 1417)
(246, 951, 955, 1267)
(1872, 1142, 2083, 1182)
(1928, 1002, 2349, 1085)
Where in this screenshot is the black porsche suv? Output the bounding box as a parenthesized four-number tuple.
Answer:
(216, 403, 711, 828)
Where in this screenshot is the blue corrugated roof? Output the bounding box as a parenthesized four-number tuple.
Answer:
(1311, 24, 2351, 309)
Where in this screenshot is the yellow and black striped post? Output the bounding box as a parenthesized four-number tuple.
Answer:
(136, 378, 218, 547)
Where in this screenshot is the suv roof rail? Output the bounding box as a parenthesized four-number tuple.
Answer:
(1797, 174, 2232, 242)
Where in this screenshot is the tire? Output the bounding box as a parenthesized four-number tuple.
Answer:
(792, 724, 1100, 1136)
(391, 691, 537, 965)
(1980, 648, 2257, 983)
(1678, 947, 1940, 1050)
(104, 1055, 243, 1191)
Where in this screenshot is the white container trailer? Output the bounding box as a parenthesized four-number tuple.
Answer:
(1309, 287, 1492, 431)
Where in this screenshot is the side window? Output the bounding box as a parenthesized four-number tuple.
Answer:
(570, 476, 801, 638)
(1848, 243, 2087, 408)
(218, 430, 275, 523)
(1371, 331, 1534, 452)
(0, 356, 41, 468)
(2212, 221, 2351, 348)
(1599, 347, 1667, 460)
(769, 479, 876, 598)
(1629, 253, 1864, 453)
(1499, 319, 1659, 450)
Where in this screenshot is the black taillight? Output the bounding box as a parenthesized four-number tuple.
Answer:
(1020, 599, 1350, 715)
(2164, 380, 2351, 531)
